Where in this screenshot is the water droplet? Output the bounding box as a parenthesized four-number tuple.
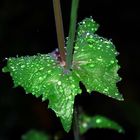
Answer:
(82, 122, 88, 128)
(97, 58, 103, 62)
(72, 84, 76, 88)
(89, 58, 92, 62)
(59, 88, 63, 93)
(87, 89, 90, 92)
(47, 64, 51, 66)
(89, 44, 93, 48)
(68, 96, 72, 100)
(57, 81, 61, 85)
(39, 67, 44, 70)
(89, 64, 94, 68)
(48, 70, 52, 74)
(39, 77, 43, 80)
(96, 118, 102, 123)
(69, 76, 73, 80)
(104, 88, 109, 92)
(83, 21, 85, 24)
(115, 52, 120, 56)
(75, 46, 79, 49)
(89, 35, 93, 39)
(110, 60, 115, 64)
(106, 45, 111, 48)
(86, 32, 90, 36)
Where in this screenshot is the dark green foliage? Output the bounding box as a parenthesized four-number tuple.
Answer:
(79, 114, 124, 134)
(21, 130, 49, 140)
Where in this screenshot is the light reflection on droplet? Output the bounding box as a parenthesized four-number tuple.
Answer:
(96, 118, 102, 123)
(57, 81, 61, 85)
(110, 60, 114, 64)
(82, 122, 88, 128)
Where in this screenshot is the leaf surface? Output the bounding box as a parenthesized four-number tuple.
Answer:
(73, 18, 123, 100)
(3, 54, 81, 132)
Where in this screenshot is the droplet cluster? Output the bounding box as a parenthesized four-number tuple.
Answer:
(73, 17, 123, 100)
(3, 54, 62, 97)
(2, 53, 81, 132)
(77, 17, 99, 37)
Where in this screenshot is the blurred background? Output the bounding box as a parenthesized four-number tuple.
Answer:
(0, 0, 140, 140)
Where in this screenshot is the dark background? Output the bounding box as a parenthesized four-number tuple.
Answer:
(0, 0, 140, 140)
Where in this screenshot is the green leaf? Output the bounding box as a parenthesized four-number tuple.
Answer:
(2, 17, 123, 132)
(77, 17, 99, 35)
(79, 114, 124, 134)
(2, 54, 81, 132)
(21, 130, 49, 140)
(73, 17, 123, 100)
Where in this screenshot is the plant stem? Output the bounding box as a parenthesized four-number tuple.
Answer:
(53, 0, 66, 63)
(73, 105, 80, 140)
(66, 0, 79, 70)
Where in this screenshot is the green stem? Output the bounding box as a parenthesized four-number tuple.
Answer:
(53, 0, 66, 63)
(66, 0, 79, 70)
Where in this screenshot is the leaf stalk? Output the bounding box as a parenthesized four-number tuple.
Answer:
(66, 0, 79, 70)
(73, 105, 80, 140)
(53, 0, 66, 63)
